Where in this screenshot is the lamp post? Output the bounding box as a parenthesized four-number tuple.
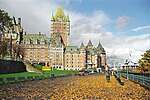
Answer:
(141, 60, 146, 85)
(118, 63, 121, 78)
(124, 59, 129, 80)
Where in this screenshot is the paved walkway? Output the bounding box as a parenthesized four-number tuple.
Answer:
(0, 75, 149, 99)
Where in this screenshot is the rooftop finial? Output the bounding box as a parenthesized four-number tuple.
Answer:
(58, 1, 62, 8)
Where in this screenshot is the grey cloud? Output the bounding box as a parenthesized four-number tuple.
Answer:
(69, 10, 112, 46)
(0, 0, 57, 36)
(115, 16, 134, 31)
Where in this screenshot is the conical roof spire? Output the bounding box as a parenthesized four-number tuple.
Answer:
(87, 40, 93, 46)
(80, 42, 85, 49)
(54, 6, 66, 21)
(51, 12, 55, 20)
(66, 15, 70, 21)
(97, 42, 103, 50)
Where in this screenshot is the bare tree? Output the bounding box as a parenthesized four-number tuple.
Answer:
(12, 43, 24, 59)
(0, 41, 8, 58)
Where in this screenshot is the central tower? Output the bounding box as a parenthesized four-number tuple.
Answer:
(51, 6, 70, 46)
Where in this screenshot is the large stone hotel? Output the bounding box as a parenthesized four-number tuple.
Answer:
(21, 7, 106, 70)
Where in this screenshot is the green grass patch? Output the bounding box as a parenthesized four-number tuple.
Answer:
(0, 72, 39, 78)
(0, 72, 41, 83)
(33, 64, 42, 71)
(0, 70, 79, 84)
(43, 70, 79, 76)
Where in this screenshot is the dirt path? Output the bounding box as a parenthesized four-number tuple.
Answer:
(0, 75, 149, 99)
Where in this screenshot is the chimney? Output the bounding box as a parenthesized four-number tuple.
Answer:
(18, 18, 21, 25)
(39, 32, 41, 35)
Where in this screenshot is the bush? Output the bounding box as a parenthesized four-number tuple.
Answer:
(33, 64, 42, 71)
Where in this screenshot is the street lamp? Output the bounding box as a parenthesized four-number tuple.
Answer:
(123, 60, 129, 80)
(141, 60, 146, 84)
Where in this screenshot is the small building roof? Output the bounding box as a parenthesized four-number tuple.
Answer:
(122, 60, 138, 67)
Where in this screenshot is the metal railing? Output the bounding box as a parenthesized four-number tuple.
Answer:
(119, 72, 150, 88)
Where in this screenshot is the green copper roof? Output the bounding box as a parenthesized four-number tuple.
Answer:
(22, 33, 49, 44)
(50, 32, 63, 46)
(52, 6, 69, 22)
(51, 13, 55, 20)
(89, 49, 95, 56)
(65, 46, 78, 54)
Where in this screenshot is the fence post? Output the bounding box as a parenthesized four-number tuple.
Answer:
(142, 73, 144, 85)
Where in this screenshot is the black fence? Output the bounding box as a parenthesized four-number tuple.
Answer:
(0, 60, 26, 74)
(119, 72, 150, 89)
(120, 71, 150, 77)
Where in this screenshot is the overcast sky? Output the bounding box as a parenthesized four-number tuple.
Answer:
(0, 0, 149, 66)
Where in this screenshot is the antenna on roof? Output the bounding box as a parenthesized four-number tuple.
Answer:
(58, 1, 62, 7)
(98, 34, 100, 42)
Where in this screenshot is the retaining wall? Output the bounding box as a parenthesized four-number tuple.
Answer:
(0, 60, 26, 74)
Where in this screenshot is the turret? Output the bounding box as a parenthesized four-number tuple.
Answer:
(97, 42, 103, 50)
(80, 42, 85, 49)
(50, 6, 70, 46)
(86, 40, 93, 49)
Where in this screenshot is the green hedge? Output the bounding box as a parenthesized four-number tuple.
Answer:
(33, 64, 42, 71)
